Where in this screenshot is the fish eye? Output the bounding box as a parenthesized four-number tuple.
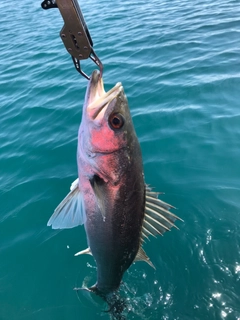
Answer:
(108, 113, 125, 130)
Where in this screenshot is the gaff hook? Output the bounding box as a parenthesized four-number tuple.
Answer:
(41, 0, 103, 80)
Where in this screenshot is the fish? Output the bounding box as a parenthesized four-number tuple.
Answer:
(47, 70, 181, 317)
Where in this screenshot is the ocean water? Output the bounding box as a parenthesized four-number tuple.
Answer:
(1, 0, 240, 319)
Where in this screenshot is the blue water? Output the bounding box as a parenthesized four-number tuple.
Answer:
(1, 0, 240, 319)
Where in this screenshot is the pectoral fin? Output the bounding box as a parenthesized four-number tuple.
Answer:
(90, 174, 106, 221)
(47, 178, 86, 229)
(134, 247, 155, 269)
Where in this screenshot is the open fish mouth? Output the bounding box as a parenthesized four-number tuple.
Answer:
(86, 70, 122, 120)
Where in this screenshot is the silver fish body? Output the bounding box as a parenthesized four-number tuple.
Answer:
(47, 70, 181, 302)
(77, 71, 145, 293)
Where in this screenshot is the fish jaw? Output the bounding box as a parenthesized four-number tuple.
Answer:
(83, 70, 105, 112)
(79, 70, 132, 155)
(85, 71, 122, 122)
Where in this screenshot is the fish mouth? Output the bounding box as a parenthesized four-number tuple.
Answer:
(86, 70, 122, 120)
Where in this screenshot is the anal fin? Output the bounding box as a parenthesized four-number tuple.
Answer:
(134, 247, 155, 269)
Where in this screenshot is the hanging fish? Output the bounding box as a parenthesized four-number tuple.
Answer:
(47, 70, 181, 318)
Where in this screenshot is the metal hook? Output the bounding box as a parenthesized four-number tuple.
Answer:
(41, 0, 103, 79)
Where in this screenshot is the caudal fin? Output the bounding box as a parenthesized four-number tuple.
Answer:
(89, 285, 127, 320)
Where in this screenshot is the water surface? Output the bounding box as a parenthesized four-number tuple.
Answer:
(1, 0, 240, 319)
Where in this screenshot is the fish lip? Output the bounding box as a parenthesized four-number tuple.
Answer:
(85, 70, 104, 106)
(86, 70, 122, 120)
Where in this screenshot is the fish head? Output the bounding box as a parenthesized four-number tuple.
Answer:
(80, 70, 135, 154)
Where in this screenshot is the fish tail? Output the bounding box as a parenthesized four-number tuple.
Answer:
(89, 285, 127, 320)
(105, 291, 127, 320)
